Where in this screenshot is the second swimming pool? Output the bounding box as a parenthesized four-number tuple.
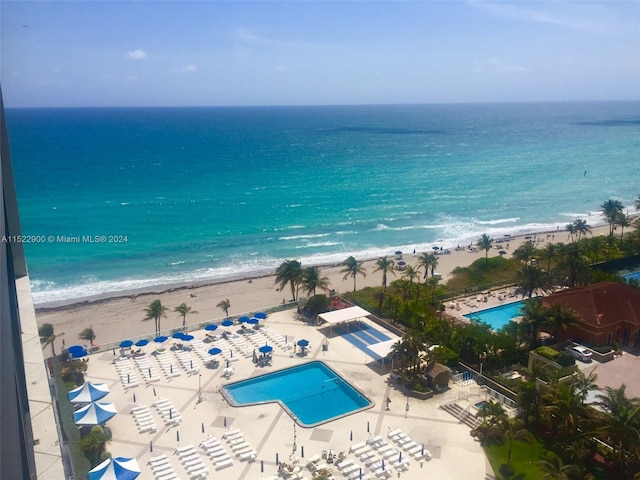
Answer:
(221, 361, 373, 427)
(464, 300, 528, 330)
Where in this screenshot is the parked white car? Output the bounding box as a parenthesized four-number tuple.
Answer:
(566, 345, 593, 362)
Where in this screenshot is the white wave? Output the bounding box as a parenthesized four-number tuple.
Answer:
(169, 260, 186, 266)
(278, 233, 330, 241)
(476, 217, 519, 225)
(295, 241, 340, 248)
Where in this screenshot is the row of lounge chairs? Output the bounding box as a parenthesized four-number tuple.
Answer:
(386, 428, 432, 460)
(153, 397, 181, 427)
(133, 353, 161, 384)
(199, 436, 234, 470)
(130, 404, 157, 433)
(174, 349, 200, 375)
(156, 351, 181, 379)
(174, 444, 209, 479)
(148, 454, 179, 480)
(114, 357, 139, 390)
(222, 427, 257, 462)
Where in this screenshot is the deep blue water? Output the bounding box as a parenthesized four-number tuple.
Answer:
(223, 361, 371, 425)
(5, 102, 640, 303)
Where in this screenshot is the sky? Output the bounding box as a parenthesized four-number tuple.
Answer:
(1, 0, 639, 107)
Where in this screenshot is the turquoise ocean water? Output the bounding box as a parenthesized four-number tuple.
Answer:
(5, 102, 640, 304)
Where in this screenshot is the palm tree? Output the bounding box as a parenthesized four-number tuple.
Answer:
(143, 299, 168, 336)
(502, 419, 529, 475)
(573, 219, 591, 241)
(417, 252, 431, 281)
(584, 236, 606, 264)
(426, 254, 439, 278)
(275, 259, 302, 301)
(601, 198, 624, 236)
(616, 212, 632, 240)
(174, 302, 197, 327)
(566, 222, 577, 242)
(514, 265, 550, 298)
(541, 243, 560, 277)
(402, 265, 421, 283)
(373, 256, 395, 291)
(39, 323, 64, 357)
(513, 242, 537, 264)
(340, 256, 366, 292)
(520, 298, 547, 348)
(635, 195, 640, 211)
(477, 233, 493, 265)
(216, 298, 231, 317)
(544, 302, 579, 339)
(595, 384, 640, 470)
(538, 455, 581, 480)
(302, 266, 330, 296)
(556, 243, 590, 287)
(78, 327, 96, 347)
(572, 368, 599, 405)
(542, 382, 585, 436)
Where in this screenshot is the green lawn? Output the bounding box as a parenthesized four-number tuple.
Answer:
(484, 431, 549, 479)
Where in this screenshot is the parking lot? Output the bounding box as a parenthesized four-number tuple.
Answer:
(575, 346, 640, 399)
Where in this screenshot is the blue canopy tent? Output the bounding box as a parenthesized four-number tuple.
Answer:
(68, 382, 109, 403)
(88, 456, 141, 480)
(73, 402, 117, 425)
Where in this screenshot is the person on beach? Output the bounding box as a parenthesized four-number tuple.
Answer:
(386, 396, 391, 410)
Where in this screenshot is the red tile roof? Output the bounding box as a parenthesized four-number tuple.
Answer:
(543, 282, 640, 329)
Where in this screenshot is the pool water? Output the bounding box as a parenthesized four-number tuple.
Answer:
(624, 271, 640, 282)
(222, 361, 372, 427)
(464, 300, 528, 330)
(474, 400, 488, 409)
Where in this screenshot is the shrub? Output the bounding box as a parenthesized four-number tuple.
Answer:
(591, 344, 613, 354)
(534, 346, 559, 361)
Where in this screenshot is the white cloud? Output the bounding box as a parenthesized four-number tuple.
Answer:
(469, 1, 615, 33)
(474, 58, 529, 74)
(180, 64, 198, 73)
(127, 49, 147, 60)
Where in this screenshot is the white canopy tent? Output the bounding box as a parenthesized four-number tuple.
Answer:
(318, 306, 372, 326)
(367, 338, 401, 359)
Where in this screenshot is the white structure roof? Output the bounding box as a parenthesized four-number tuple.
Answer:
(318, 306, 371, 325)
(367, 338, 401, 359)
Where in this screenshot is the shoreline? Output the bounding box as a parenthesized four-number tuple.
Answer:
(34, 223, 616, 349)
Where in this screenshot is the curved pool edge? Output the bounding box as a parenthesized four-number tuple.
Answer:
(219, 360, 375, 428)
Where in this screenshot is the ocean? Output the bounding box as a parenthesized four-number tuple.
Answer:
(5, 102, 640, 305)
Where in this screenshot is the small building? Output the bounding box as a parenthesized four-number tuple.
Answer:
(422, 362, 451, 392)
(542, 282, 640, 347)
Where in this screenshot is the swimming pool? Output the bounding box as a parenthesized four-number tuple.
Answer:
(221, 361, 373, 427)
(464, 300, 528, 330)
(624, 271, 640, 282)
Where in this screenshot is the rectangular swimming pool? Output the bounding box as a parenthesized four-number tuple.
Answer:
(464, 300, 528, 330)
(221, 361, 373, 427)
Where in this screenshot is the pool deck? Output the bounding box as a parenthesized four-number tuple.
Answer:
(448, 286, 527, 325)
(79, 309, 493, 479)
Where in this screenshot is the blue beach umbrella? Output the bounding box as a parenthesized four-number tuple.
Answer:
(258, 345, 273, 354)
(120, 340, 134, 348)
(172, 332, 185, 340)
(208, 347, 222, 356)
(153, 335, 168, 343)
(134, 339, 149, 347)
(68, 345, 84, 353)
(221, 319, 234, 327)
(254, 312, 267, 319)
(204, 324, 218, 331)
(238, 316, 250, 323)
(71, 349, 88, 358)
(74, 402, 117, 425)
(297, 339, 309, 348)
(181, 334, 194, 342)
(246, 318, 259, 325)
(88, 456, 140, 480)
(68, 382, 110, 403)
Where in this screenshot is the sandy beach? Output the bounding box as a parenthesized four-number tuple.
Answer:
(35, 224, 612, 349)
